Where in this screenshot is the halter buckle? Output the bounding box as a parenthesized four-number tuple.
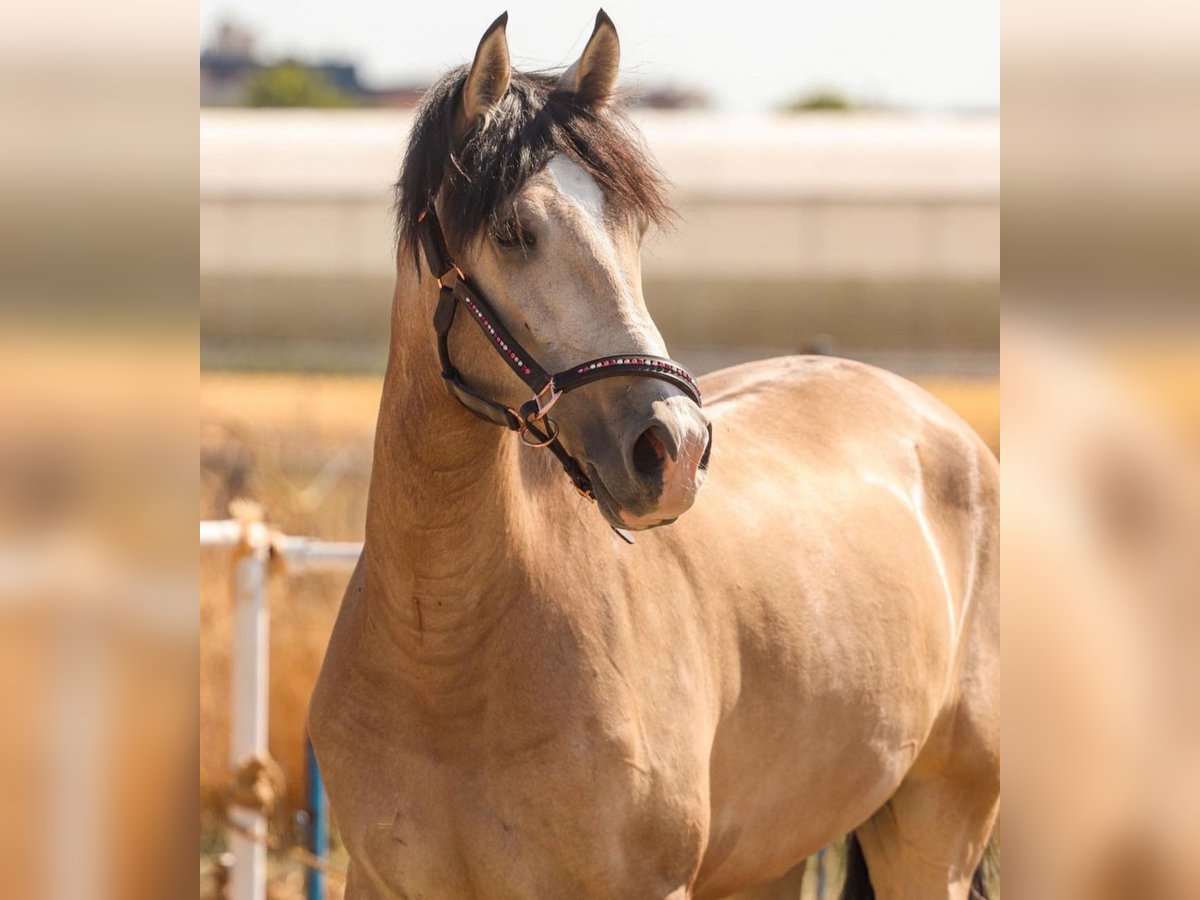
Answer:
(531, 381, 562, 420)
(509, 381, 563, 446)
(436, 264, 465, 288)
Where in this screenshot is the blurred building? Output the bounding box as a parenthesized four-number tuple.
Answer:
(624, 84, 712, 110)
(369, 87, 426, 108)
(200, 21, 422, 108)
(199, 23, 259, 106)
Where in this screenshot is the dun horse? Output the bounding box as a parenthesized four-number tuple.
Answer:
(311, 11, 999, 899)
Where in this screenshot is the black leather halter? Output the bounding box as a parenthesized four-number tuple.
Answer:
(416, 205, 703, 513)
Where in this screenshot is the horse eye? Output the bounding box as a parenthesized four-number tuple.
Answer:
(492, 219, 535, 251)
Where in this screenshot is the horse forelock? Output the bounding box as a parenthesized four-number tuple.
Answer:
(395, 67, 672, 268)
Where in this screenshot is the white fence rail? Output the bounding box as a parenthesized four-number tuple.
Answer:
(201, 519, 361, 900)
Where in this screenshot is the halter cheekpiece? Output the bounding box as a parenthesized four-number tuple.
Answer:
(416, 205, 703, 520)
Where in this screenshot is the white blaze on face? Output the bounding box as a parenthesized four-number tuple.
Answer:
(543, 155, 627, 299)
(545, 154, 607, 226)
(542, 154, 666, 357)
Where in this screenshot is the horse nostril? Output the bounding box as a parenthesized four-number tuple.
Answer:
(632, 425, 669, 479)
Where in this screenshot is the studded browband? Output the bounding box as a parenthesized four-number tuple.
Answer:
(415, 205, 703, 516)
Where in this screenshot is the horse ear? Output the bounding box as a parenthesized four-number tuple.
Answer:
(459, 12, 511, 136)
(557, 9, 620, 107)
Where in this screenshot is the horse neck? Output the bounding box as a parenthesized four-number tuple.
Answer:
(363, 260, 531, 645)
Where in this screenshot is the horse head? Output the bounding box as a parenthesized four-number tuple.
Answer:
(397, 11, 712, 531)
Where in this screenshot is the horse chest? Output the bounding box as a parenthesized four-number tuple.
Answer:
(329, 691, 707, 899)
(313, 561, 716, 898)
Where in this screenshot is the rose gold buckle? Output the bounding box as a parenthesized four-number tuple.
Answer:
(530, 381, 562, 421)
(436, 264, 465, 288)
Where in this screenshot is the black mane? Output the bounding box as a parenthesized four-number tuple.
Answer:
(395, 67, 672, 267)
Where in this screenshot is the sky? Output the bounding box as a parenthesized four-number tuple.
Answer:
(198, 0, 998, 112)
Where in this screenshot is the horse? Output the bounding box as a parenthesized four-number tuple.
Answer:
(309, 11, 999, 899)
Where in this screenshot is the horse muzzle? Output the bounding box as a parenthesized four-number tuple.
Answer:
(581, 393, 712, 531)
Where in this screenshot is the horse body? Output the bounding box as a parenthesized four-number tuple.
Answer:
(311, 12, 998, 898)
(312, 350, 998, 899)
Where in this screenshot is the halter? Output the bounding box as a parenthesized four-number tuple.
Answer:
(416, 205, 703, 528)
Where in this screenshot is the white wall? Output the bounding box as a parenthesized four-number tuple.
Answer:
(200, 109, 999, 282)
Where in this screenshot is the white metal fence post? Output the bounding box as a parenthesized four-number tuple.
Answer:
(228, 522, 270, 900)
(201, 519, 360, 899)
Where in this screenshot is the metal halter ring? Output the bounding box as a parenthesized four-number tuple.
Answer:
(518, 416, 560, 448)
(514, 381, 562, 431)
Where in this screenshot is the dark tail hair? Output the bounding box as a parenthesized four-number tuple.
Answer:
(970, 837, 999, 899)
(841, 833, 874, 900)
(840, 832, 997, 900)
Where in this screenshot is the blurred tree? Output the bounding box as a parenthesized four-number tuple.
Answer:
(246, 62, 355, 108)
(781, 89, 856, 113)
